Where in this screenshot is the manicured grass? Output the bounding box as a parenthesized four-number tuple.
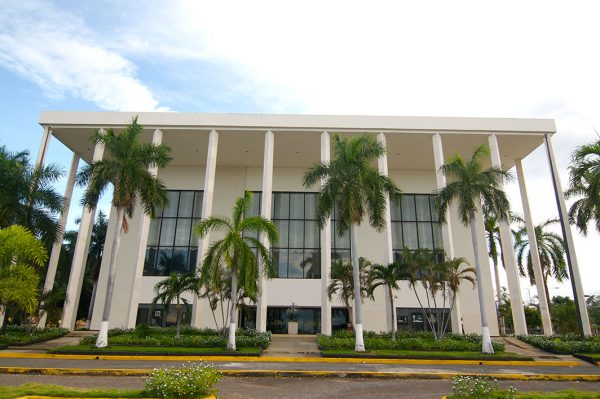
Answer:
(448, 391, 600, 398)
(0, 383, 147, 399)
(322, 349, 532, 361)
(49, 344, 261, 356)
(0, 326, 68, 346)
(573, 353, 600, 366)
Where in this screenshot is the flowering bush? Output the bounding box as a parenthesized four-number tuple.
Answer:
(451, 375, 517, 399)
(144, 362, 221, 398)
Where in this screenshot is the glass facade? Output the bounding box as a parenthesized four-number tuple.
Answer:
(136, 303, 192, 327)
(390, 194, 443, 259)
(271, 192, 321, 279)
(143, 190, 203, 276)
(331, 206, 351, 266)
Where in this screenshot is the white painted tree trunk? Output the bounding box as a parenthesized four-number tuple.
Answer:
(95, 207, 125, 348)
(350, 223, 365, 352)
(227, 263, 238, 350)
(469, 212, 494, 354)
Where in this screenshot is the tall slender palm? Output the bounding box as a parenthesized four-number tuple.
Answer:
(484, 214, 503, 311)
(565, 138, 600, 235)
(513, 218, 567, 312)
(327, 257, 373, 327)
(304, 134, 400, 352)
(0, 146, 64, 248)
(436, 144, 512, 354)
(195, 191, 278, 350)
(368, 261, 404, 340)
(76, 117, 171, 347)
(152, 272, 200, 337)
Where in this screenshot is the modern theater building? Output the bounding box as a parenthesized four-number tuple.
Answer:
(35, 112, 592, 337)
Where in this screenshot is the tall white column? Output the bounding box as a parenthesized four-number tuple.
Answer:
(488, 134, 528, 335)
(126, 129, 163, 327)
(256, 130, 274, 332)
(61, 131, 105, 330)
(544, 134, 592, 336)
(320, 131, 333, 335)
(432, 133, 462, 333)
(377, 133, 396, 332)
(515, 159, 553, 336)
(38, 152, 80, 328)
(191, 129, 219, 328)
(35, 126, 52, 168)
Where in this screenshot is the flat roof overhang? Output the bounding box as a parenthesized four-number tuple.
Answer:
(39, 111, 555, 170)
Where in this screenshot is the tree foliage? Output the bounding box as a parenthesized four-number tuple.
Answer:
(152, 272, 200, 337)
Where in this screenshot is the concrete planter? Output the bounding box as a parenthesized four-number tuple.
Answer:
(287, 321, 298, 335)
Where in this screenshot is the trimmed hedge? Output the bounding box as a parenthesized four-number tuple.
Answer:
(518, 335, 600, 354)
(80, 326, 271, 349)
(318, 331, 505, 352)
(0, 325, 68, 345)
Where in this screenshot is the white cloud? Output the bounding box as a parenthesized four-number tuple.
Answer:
(0, 0, 164, 111)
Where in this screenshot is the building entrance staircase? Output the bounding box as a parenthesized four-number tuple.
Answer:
(262, 334, 320, 357)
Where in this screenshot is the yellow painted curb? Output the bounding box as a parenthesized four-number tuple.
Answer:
(1, 366, 599, 382)
(0, 352, 581, 367)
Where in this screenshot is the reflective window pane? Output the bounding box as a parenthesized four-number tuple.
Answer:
(392, 222, 403, 250)
(403, 222, 419, 250)
(157, 248, 173, 275)
(249, 192, 261, 216)
(289, 221, 304, 248)
(303, 250, 321, 278)
(432, 223, 443, 249)
(275, 220, 288, 247)
(415, 195, 431, 221)
(401, 195, 416, 221)
(144, 247, 158, 275)
(159, 219, 176, 246)
(171, 249, 189, 273)
(390, 197, 402, 220)
(193, 192, 203, 218)
(305, 194, 317, 220)
(273, 249, 288, 278)
(273, 193, 289, 219)
(288, 250, 304, 278)
(147, 219, 161, 246)
(290, 193, 304, 219)
(174, 219, 191, 246)
(304, 221, 319, 248)
(430, 196, 440, 221)
(417, 222, 434, 249)
(163, 191, 180, 217)
(178, 191, 194, 218)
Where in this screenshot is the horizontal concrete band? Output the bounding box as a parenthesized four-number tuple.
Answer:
(0, 352, 580, 367)
(1, 367, 599, 382)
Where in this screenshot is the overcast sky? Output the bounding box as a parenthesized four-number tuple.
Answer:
(1, 0, 599, 301)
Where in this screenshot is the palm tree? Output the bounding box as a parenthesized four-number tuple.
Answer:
(436, 144, 512, 354)
(484, 214, 503, 311)
(565, 138, 600, 235)
(0, 225, 48, 325)
(440, 256, 476, 338)
(76, 117, 171, 347)
(514, 218, 567, 312)
(327, 257, 373, 328)
(303, 134, 401, 352)
(152, 272, 200, 337)
(368, 261, 404, 340)
(0, 146, 64, 248)
(199, 264, 232, 331)
(195, 191, 278, 350)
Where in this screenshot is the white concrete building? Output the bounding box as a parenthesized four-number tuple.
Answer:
(35, 111, 591, 336)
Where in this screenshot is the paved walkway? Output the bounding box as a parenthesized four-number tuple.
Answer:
(262, 334, 320, 357)
(494, 337, 583, 363)
(7, 331, 94, 353)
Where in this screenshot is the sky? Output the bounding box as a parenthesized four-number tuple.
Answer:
(0, 0, 599, 302)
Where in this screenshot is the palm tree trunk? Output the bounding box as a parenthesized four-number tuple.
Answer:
(388, 286, 396, 341)
(176, 298, 181, 338)
(350, 223, 365, 352)
(492, 257, 505, 335)
(543, 275, 552, 317)
(227, 263, 238, 350)
(95, 207, 125, 348)
(469, 212, 494, 354)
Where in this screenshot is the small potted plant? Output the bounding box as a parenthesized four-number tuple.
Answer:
(286, 302, 298, 335)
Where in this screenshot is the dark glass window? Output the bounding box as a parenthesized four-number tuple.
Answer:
(271, 192, 321, 279)
(391, 194, 443, 260)
(331, 205, 351, 266)
(144, 190, 203, 276)
(266, 306, 321, 334)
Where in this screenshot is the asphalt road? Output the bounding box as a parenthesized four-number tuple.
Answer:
(1, 375, 599, 399)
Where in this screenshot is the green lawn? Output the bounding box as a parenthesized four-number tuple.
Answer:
(49, 344, 261, 356)
(573, 353, 600, 365)
(0, 384, 146, 399)
(321, 349, 532, 361)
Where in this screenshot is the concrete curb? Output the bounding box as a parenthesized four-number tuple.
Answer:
(1, 367, 599, 382)
(0, 352, 581, 367)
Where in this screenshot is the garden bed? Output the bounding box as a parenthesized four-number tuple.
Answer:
(322, 349, 531, 361)
(318, 330, 505, 353)
(517, 335, 600, 354)
(573, 353, 600, 366)
(0, 326, 68, 346)
(50, 344, 261, 356)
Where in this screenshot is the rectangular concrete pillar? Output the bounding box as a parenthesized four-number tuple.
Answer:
(488, 134, 527, 336)
(515, 159, 553, 336)
(256, 130, 274, 332)
(192, 129, 219, 328)
(61, 132, 105, 330)
(320, 131, 332, 335)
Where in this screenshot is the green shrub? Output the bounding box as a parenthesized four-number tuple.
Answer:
(144, 362, 221, 398)
(0, 325, 68, 345)
(451, 375, 517, 399)
(517, 335, 600, 354)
